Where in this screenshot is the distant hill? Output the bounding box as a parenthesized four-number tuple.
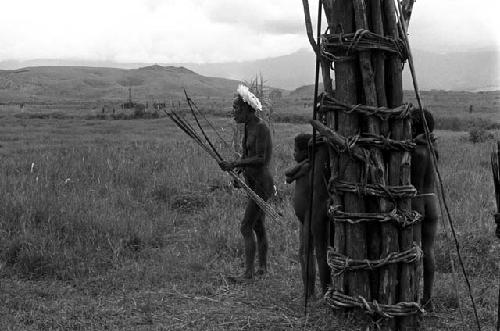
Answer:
(181, 49, 316, 91)
(288, 84, 316, 98)
(402, 49, 500, 91)
(0, 65, 240, 103)
(178, 48, 500, 91)
(0, 48, 498, 101)
(0, 51, 317, 92)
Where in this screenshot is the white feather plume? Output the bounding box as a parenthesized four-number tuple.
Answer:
(237, 84, 262, 112)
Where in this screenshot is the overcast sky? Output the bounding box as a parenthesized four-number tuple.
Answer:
(1, 0, 499, 64)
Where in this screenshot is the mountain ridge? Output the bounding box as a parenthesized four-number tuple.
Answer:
(1, 47, 498, 91)
(0, 48, 498, 104)
(0, 65, 241, 103)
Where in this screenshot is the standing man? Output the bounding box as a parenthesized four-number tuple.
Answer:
(219, 85, 274, 279)
(411, 107, 440, 310)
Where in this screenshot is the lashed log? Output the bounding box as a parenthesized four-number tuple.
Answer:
(369, 0, 389, 134)
(327, 0, 370, 306)
(352, 2, 393, 329)
(368, 1, 399, 329)
(383, 0, 416, 329)
(310, 120, 369, 161)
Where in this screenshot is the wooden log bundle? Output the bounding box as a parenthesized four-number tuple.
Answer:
(318, 0, 421, 329)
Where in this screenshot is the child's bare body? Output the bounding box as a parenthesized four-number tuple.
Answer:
(285, 134, 317, 297)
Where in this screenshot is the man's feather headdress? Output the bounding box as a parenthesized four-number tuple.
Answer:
(237, 84, 262, 112)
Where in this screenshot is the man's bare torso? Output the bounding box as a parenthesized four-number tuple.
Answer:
(242, 119, 273, 198)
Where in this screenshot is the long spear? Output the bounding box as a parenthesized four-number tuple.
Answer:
(304, 0, 322, 314)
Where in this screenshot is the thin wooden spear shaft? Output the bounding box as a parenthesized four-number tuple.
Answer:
(165, 111, 206, 150)
(305, 0, 322, 314)
(184, 91, 223, 161)
(166, 110, 222, 162)
(184, 89, 232, 149)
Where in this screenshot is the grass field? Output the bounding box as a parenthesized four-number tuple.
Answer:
(0, 100, 499, 330)
(275, 90, 500, 133)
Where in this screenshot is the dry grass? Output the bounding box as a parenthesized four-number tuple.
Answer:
(275, 90, 500, 131)
(0, 101, 499, 330)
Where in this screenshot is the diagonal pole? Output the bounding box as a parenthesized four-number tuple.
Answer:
(184, 89, 232, 149)
(304, 0, 322, 315)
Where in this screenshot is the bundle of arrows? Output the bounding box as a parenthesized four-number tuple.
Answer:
(164, 90, 283, 225)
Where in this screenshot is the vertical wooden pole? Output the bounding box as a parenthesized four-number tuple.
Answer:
(372, 1, 399, 327)
(329, 0, 371, 305)
(369, 0, 389, 132)
(367, 2, 400, 328)
(383, 0, 416, 329)
(352, 1, 400, 329)
(323, 0, 351, 296)
(352, 0, 384, 301)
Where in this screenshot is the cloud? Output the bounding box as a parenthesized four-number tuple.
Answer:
(409, 0, 500, 51)
(0, 0, 497, 64)
(0, 0, 311, 63)
(203, 0, 305, 35)
(260, 19, 304, 35)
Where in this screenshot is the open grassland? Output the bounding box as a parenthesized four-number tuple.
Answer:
(0, 103, 499, 330)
